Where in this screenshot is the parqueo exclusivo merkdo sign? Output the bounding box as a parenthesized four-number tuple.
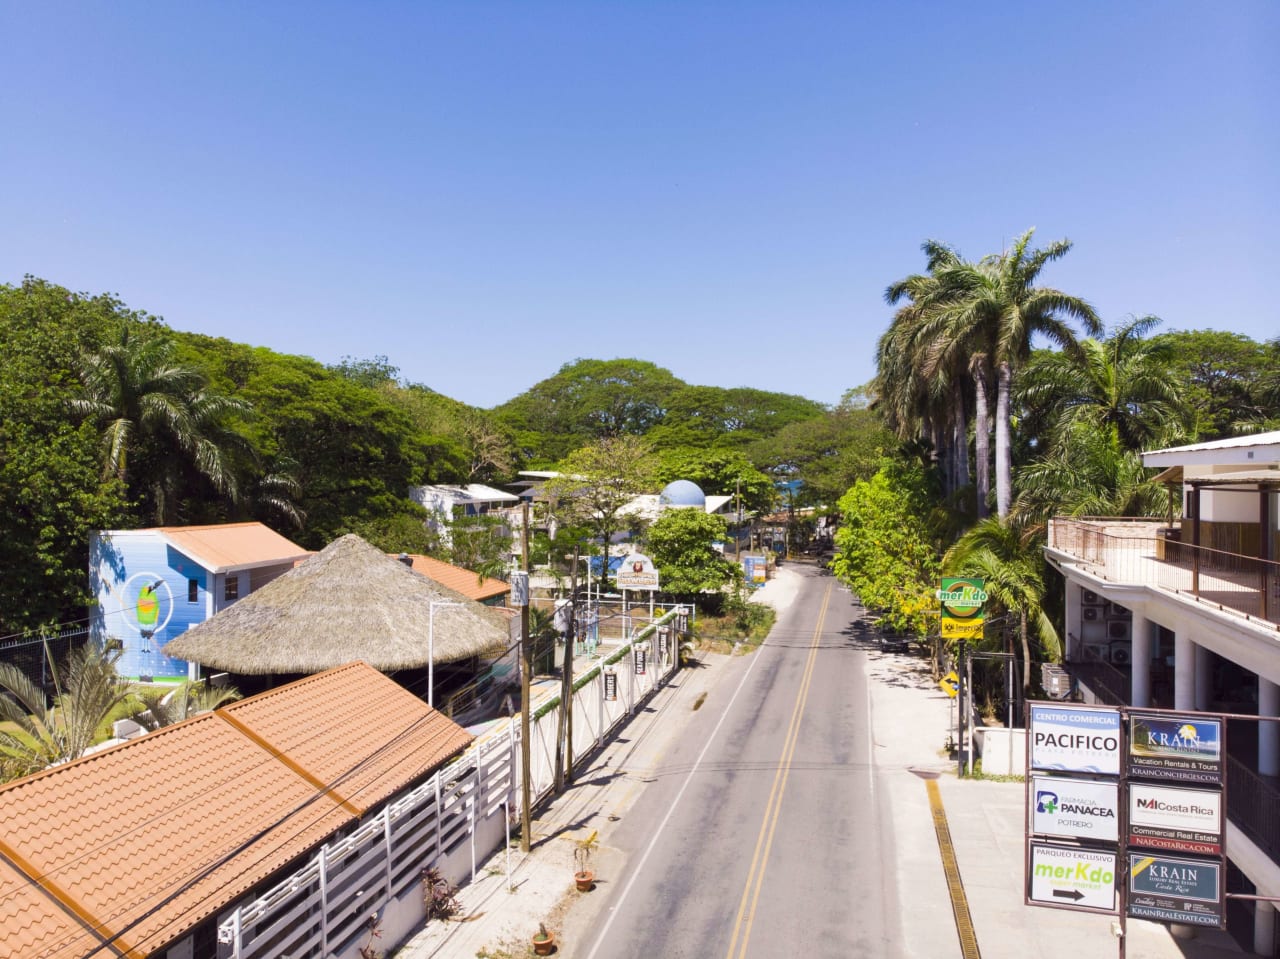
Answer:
(1029, 704, 1122, 776)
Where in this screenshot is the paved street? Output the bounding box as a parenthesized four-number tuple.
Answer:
(400, 564, 1245, 959)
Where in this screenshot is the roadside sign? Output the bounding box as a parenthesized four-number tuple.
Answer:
(1128, 852, 1224, 928)
(937, 577, 987, 640)
(1128, 783, 1223, 856)
(1029, 704, 1121, 775)
(1128, 713, 1223, 785)
(938, 671, 959, 698)
(1027, 841, 1118, 913)
(616, 552, 660, 590)
(1030, 776, 1119, 843)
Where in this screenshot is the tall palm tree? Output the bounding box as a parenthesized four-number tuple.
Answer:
(943, 517, 1059, 698)
(881, 241, 983, 510)
(1017, 315, 1193, 453)
(0, 643, 132, 781)
(72, 323, 252, 524)
(932, 230, 1101, 517)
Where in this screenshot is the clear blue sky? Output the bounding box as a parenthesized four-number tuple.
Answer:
(2, 3, 1276, 409)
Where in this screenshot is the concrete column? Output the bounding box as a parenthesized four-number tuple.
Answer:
(1255, 899, 1276, 957)
(1131, 613, 1151, 708)
(1174, 631, 1196, 711)
(1260, 678, 1280, 779)
(1195, 644, 1214, 711)
(1065, 583, 1082, 662)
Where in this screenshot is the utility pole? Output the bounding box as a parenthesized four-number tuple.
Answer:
(555, 546, 580, 791)
(519, 502, 532, 853)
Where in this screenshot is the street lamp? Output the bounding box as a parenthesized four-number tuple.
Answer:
(428, 600, 465, 709)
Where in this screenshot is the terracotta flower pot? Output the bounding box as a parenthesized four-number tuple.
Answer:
(532, 929, 555, 955)
(575, 869, 595, 892)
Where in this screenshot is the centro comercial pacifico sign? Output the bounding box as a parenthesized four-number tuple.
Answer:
(936, 577, 987, 640)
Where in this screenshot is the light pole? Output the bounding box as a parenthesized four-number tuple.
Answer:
(428, 600, 464, 709)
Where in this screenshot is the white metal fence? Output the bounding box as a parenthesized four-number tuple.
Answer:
(214, 607, 688, 959)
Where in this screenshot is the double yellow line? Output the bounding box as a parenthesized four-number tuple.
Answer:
(724, 582, 833, 959)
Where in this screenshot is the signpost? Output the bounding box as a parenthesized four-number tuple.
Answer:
(1030, 776, 1119, 843)
(1128, 853, 1224, 927)
(938, 671, 959, 698)
(937, 577, 987, 641)
(1128, 783, 1223, 856)
(1029, 704, 1122, 776)
(1127, 713, 1223, 785)
(1028, 842, 1118, 912)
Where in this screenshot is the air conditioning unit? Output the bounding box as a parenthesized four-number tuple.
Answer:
(1082, 589, 1104, 607)
(1083, 606, 1101, 622)
(1109, 642, 1132, 666)
(1082, 643, 1108, 663)
(1106, 602, 1132, 620)
(1107, 620, 1131, 640)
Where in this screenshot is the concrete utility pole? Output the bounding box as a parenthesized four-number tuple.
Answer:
(555, 546, 580, 792)
(519, 503, 532, 853)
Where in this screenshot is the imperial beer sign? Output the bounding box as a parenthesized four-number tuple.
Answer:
(937, 577, 987, 640)
(1029, 704, 1121, 775)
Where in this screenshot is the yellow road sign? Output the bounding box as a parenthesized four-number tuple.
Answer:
(939, 671, 960, 698)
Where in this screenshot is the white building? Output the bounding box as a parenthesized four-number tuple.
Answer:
(1046, 430, 1280, 955)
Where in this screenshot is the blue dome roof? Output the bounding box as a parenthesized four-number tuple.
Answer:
(659, 479, 706, 508)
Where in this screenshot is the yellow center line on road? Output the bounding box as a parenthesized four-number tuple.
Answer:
(724, 581, 833, 959)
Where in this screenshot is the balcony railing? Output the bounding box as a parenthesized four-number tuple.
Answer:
(1227, 756, 1280, 862)
(1048, 518, 1280, 630)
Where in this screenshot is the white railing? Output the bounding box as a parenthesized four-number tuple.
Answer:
(217, 607, 688, 959)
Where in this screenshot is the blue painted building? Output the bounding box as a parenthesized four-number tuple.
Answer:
(89, 523, 309, 681)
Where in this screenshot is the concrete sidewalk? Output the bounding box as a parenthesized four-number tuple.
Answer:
(394, 571, 1245, 958)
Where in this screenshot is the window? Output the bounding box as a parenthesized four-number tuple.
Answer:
(224, 577, 239, 601)
(188, 579, 199, 603)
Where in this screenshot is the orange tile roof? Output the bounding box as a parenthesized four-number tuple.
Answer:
(403, 554, 510, 604)
(0, 663, 472, 959)
(152, 522, 309, 572)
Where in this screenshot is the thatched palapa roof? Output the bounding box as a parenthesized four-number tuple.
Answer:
(163, 534, 511, 674)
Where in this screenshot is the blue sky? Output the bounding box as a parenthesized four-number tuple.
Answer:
(2, 3, 1276, 409)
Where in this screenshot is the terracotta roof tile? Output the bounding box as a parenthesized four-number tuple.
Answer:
(152, 522, 309, 572)
(0, 663, 472, 958)
(404, 554, 510, 603)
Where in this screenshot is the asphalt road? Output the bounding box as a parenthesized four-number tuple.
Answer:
(581, 564, 904, 959)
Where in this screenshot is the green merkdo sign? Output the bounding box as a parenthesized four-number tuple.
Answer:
(937, 577, 987, 640)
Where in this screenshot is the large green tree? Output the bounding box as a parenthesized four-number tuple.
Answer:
(544, 435, 658, 558)
(1149, 329, 1280, 438)
(73, 322, 252, 524)
(0, 279, 129, 635)
(645, 509, 738, 598)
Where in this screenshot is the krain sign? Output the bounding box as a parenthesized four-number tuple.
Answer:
(937, 577, 987, 640)
(1031, 776, 1119, 843)
(1128, 853, 1224, 928)
(1128, 783, 1223, 856)
(1128, 713, 1224, 785)
(1027, 841, 1118, 913)
(1029, 704, 1122, 775)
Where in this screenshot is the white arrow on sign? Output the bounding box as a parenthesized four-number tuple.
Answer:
(1028, 841, 1118, 913)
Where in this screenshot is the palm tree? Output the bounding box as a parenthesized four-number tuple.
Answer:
(931, 230, 1101, 517)
(132, 678, 242, 730)
(1017, 315, 1193, 453)
(0, 643, 132, 781)
(943, 516, 1059, 700)
(72, 323, 252, 524)
(881, 241, 984, 512)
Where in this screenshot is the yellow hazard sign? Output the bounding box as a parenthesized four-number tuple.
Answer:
(939, 671, 960, 698)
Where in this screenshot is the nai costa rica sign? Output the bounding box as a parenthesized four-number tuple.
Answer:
(937, 577, 987, 640)
(1030, 705, 1122, 776)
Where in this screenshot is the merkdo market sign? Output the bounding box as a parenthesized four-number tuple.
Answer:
(937, 577, 987, 640)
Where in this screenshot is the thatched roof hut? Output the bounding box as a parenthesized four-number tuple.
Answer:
(163, 534, 511, 674)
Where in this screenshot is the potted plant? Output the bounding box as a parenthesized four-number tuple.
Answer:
(532, 922, 555, 955)
(573, 829, 598, 892)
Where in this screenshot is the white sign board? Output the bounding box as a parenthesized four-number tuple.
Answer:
(1129, 783, 1223, 855)
(1029, 704, 1121, 775)
(1028, 841, 1118, 913)
(615, 552, 660, 590)
(1030, 776, 1119, 842)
